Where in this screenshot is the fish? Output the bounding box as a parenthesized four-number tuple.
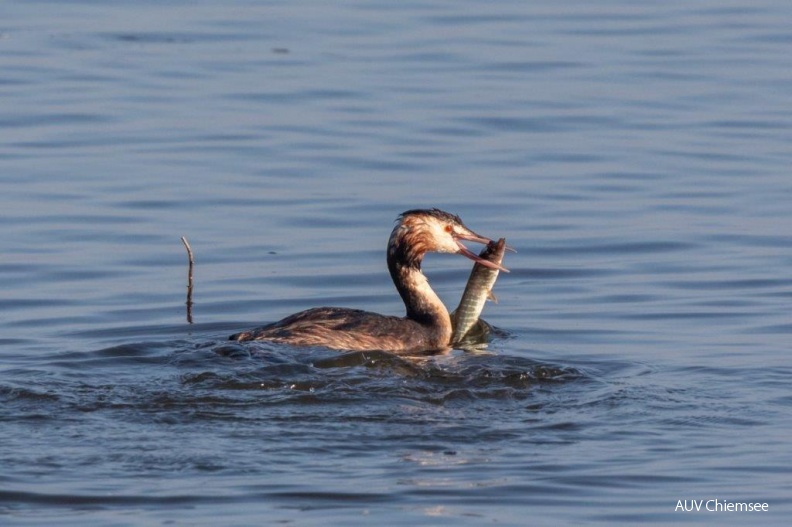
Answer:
(450, 237, 508, 346)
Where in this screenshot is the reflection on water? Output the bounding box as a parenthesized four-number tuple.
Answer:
(2, 0, 792, 525)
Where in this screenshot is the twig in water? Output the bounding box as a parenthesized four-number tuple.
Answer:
(181, 236, 194, 324)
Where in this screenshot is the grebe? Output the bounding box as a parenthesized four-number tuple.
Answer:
(229, 209, 507, 353)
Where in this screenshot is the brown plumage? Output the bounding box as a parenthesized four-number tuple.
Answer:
(229, 209, 506, 353)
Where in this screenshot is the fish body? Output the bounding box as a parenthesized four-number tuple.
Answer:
(451, 238, 507, 345)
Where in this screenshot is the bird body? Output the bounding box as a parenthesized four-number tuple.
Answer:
(230, 209, 506, 353)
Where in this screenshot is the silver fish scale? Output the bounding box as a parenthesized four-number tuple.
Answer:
(451, 238, 506, 344)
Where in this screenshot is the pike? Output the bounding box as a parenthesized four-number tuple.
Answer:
(451, 238, 509, 345)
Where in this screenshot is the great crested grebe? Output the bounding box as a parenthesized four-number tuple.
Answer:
(229, 209, 508, 353)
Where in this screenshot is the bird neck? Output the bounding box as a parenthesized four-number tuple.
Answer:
(386, 227, 451, 341)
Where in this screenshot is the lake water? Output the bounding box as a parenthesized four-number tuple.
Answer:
(1, 0, 791, 525)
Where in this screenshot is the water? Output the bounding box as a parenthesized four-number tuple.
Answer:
(2, 0, 791, 524)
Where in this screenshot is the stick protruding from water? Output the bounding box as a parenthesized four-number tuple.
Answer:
(180, 236, 194, 324)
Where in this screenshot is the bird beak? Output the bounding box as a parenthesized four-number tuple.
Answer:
(454, 232, 510, 273)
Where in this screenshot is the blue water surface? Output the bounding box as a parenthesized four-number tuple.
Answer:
(1, 1, 791, 525)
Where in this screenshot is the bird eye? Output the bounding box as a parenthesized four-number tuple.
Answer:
(445, 225, 453, 233)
